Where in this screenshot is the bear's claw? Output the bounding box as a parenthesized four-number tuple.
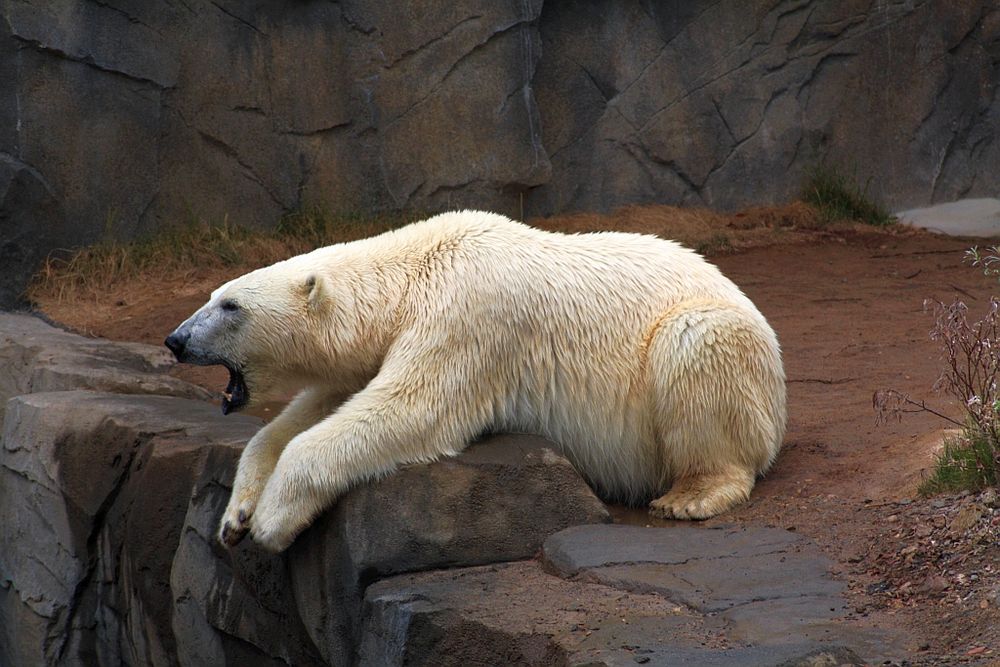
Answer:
(220, 520, 249, 547)
(219, 491, 259, 548)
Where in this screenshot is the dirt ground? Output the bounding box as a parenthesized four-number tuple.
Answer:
(33, 205, 1000, 664)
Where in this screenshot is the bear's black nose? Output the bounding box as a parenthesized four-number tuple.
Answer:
(164, 331, 188, 361)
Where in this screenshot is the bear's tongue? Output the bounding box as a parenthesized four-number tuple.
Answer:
(221, 366, 248, 415)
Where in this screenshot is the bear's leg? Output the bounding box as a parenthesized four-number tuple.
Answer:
(249, 357, 487, 552)
(219, 387, 345, 547)
(644, 299, 785, 521)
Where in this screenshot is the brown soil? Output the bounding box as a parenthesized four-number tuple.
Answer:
(31, 204, 1000, 663)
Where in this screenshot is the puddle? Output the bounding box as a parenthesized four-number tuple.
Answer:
(607, 503, 686, 528)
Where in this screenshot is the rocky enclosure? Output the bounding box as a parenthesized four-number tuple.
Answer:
(2, 0, 999, 306)
(0, 313, 903, 665)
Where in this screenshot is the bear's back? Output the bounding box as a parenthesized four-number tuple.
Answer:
(416, 211, 754, 317)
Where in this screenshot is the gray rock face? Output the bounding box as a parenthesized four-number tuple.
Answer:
(170, 441, 325, 667)
(531, 1, 1000, 216)
(0, 392, 269, 666)
(0, 154, 63, 310)
(3, 1, 999, 307)
(359, 524, 902, 666)
(0, 313, 212, 421)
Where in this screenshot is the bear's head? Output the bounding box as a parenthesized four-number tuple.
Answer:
(165, 264, 335, 414)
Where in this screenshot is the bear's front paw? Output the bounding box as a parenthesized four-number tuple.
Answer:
(218, 493, 258, 548)
(249, 493, 307, 553)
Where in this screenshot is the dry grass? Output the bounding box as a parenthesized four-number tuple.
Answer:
(31, 202, 827, 310)
(27, 209, 413, 306)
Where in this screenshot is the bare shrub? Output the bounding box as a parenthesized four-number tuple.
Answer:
(874, 297, 1000, 493)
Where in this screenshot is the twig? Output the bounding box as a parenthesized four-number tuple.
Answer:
(897, 396, 964, 428)
(949, 285, 977, 301)
(789, 377, 857, 385)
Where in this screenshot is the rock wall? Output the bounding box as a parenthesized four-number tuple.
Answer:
(531, 1, 1000, 215)
(2, 0, 998, 306)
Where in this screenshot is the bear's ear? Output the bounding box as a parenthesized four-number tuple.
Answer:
(304, 273, 329, 311)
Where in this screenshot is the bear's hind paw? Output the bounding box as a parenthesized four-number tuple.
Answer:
(649, 468, 754, 520)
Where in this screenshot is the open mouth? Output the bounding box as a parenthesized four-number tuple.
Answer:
(221, 365, 249, 415)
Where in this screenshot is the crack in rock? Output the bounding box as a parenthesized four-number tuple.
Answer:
(10, 35, 171, 89)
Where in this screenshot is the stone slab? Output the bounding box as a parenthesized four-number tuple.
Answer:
(354, 524, 907, 665)
(359, 560, 870, 667)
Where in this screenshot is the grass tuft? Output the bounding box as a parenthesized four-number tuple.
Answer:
(694, 232, 733, 256)
(802, 166, 895, 226)
(919, 429, 1000, 495)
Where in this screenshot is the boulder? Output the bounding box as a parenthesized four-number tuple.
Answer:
(288, 434, 611, 664)
(361, 560, 689, 667)
(0, 313, 211, 421)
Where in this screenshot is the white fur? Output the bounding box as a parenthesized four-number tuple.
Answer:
(204, 211, 786, 551)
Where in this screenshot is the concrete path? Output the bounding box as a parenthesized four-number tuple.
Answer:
(897, 198, 1000, 237)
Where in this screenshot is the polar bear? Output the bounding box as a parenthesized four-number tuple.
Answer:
(165, 211, 786, 552)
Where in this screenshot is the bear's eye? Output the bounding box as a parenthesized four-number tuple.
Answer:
(221, 299, 240, 313)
